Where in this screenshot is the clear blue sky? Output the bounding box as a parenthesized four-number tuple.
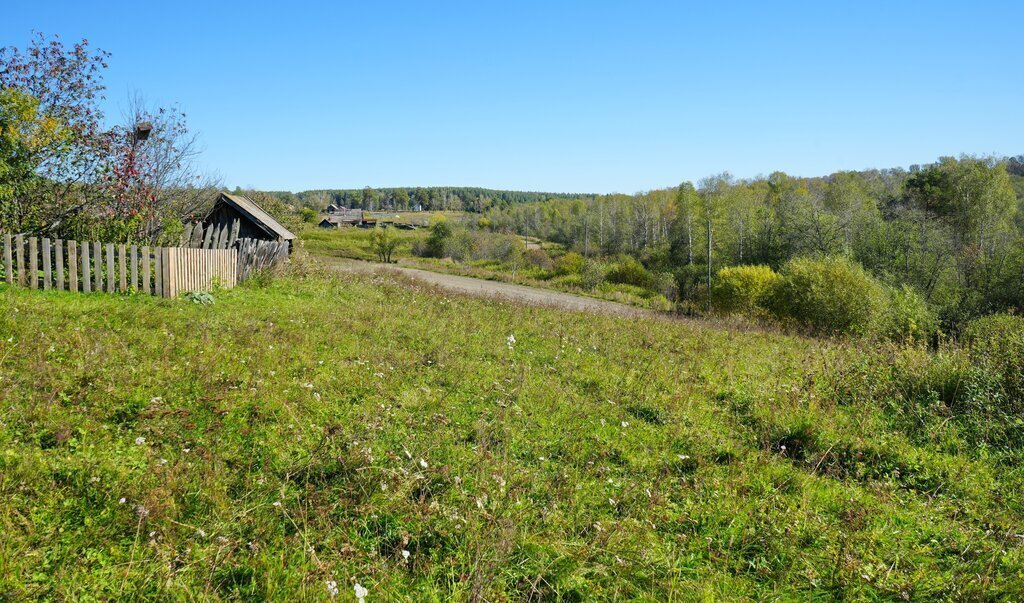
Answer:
(4, 1, 1022, 194)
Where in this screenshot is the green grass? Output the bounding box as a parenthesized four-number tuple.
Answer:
(1, 270, 1023, 600)
(300, 227, 423, 262)
(300, 228, 673, 310)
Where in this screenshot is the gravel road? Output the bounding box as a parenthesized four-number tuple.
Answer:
(326, 258, 649, 317)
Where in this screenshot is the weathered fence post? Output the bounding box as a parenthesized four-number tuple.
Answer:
(55, 239, 64, 291)
(28, 237, 38, 290)
(118, 244, 127, 292)
(15, 235, 25, 286)
(92, 242, 102, 292)
(42, 238, 52, 290)
(105, 243, 115, 293)
(130, 245, 139, 291)
(141, 246, 151, 295)
(154, 247, 163, 297)
(68, 241, 78, 293)
(81, 242, 91, 293)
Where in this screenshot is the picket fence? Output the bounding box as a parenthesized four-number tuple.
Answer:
(1, 234, 237, 298)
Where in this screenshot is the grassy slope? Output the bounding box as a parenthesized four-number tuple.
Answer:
(0, 271, 1022, 600)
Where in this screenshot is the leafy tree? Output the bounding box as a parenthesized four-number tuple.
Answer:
(370, 226, 399, 263)
(0, 33, 111, 234)
(425, 218, 453, 258)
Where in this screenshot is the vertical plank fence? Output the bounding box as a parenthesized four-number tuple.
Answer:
(0, 235, 242, 298)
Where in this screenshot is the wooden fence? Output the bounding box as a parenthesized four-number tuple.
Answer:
(0, 234, 237, 298)
(181, 220, 241, 249)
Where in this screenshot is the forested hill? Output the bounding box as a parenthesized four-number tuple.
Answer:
(262, 156, 1024, 215)
(264, 187, 595, 212)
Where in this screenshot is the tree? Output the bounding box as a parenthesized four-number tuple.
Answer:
(0, 33, 112, 235)
(370, 226, 399, 263)
(698, 173, 732, 307)
(669, 182, 699, 265)
(100, 93, 218, 242)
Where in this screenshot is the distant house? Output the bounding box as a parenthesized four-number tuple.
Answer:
(204, 192, 296, 249)
(318, 208, 376, 228)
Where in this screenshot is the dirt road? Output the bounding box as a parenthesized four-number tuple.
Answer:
(326, 258, 649, 317)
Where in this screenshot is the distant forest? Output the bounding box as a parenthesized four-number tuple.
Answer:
(265, 187, 595, 212)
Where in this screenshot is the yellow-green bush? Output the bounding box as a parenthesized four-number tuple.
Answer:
(880, 285, 938, 344)
(555, 251, 587, 275)
(963, 313, 1024, 405)
(766, 256, 886, 336)
(605, 256, 653, 289)
(710, 265, 781, 316)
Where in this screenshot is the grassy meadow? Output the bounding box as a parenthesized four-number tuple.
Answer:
(300, 227, 674, 311)
(1, 267, 1023, 601)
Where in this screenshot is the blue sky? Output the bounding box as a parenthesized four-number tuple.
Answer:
(3, 1, 1022, 193)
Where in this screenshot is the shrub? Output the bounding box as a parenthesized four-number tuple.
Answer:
(555, 251, 587, 275)
(963, 314, 1024, 404)
(653, 272, 678, 300)
(524, 248, 555, 271)
(880, 285, 938, 344)
(580, 262, 606, 290)
(424, 219, 453, 258)
(472, 233, 522, 263)
(605, 257, 653, 290)
(766, 256, 886, 336)
(710, 265, 781, 316)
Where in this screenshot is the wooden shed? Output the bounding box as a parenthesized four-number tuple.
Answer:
(204, 193, 296, 250)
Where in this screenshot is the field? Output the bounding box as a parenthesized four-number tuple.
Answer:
(300, 227, 674, 311)
(1, 265, 1023, 600)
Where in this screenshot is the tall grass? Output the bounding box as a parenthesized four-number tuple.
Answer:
(0, 273, 1022, 599)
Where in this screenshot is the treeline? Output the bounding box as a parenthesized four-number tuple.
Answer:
(484, 156, 1024, 329)
(268, 187, 594, 213)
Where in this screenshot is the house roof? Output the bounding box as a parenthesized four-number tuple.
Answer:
(214, 193, 295, 240)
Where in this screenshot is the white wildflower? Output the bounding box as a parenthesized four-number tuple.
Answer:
(419, 458, 428, 469)
(354, 582, 368, 602)
(621, 421, 629, 428)
(507, 334, 516, 350)
(135, 437, 146, 445)
(325, 580, 339, 597)
(402, 549, 410, 560)
(119, 497, 127, 504)
(272, 501, 282, 508)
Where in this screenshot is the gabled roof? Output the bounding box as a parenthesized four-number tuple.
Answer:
(213, 193, 295, 240)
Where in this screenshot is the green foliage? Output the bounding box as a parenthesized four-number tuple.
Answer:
(524, 248, 554, 270)
(963, 314, 1024, 405)
(710, 265, 781, 316)
(880, 285, 938, 344)
(184, 291, 215, 304)
(555, 251, 587, 275)
(370, 226, 400, 263)
(424, 218, 453, 258)
(766, 256, 886, 336)
(299, 207, 318, 223)
(604, 256, 653, 289)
